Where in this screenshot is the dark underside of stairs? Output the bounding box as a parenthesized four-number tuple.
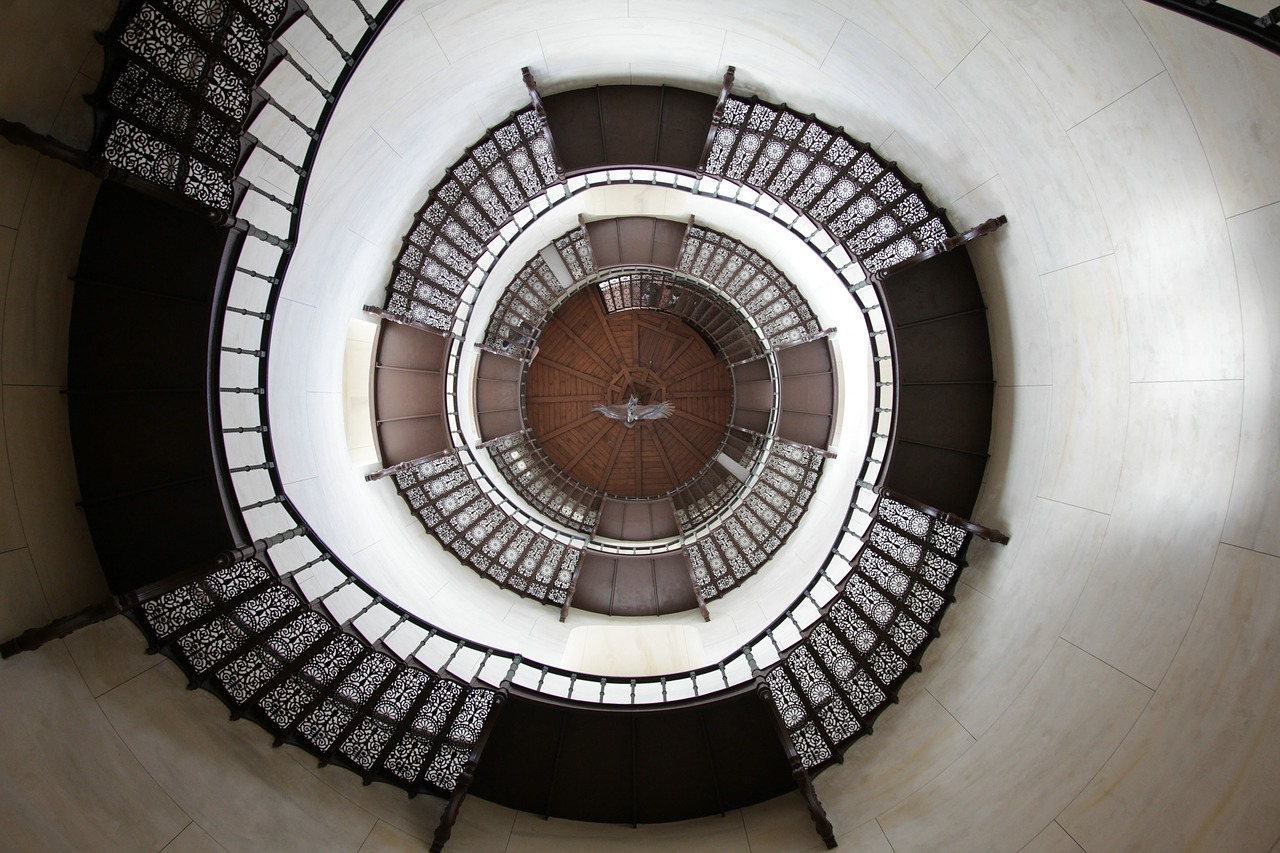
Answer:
(68, 182, 237, 592)
(879, 246, 994, 518)
(469, 687, 796, 823)
(544, 85, 716, 173)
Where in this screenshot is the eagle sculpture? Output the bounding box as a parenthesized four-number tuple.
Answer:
(591, 395, 674, 428)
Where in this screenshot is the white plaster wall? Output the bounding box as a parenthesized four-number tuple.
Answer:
(1, 1, 1279, 851)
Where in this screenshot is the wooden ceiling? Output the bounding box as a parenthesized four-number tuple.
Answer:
(525, 288, 731, 498)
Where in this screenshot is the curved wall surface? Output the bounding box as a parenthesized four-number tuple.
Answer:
(2, 1, 1280, 851)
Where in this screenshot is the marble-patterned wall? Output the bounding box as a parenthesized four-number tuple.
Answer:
(1, 1, 1278, 851)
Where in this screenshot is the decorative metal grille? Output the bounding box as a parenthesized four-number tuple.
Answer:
(687, 443, 824, 600)
(394, 451, 581, 605)
(487, 432, 601, 533)
(671, 463, 742, 530)
(134, 557, 500, 796)
(481, 253, 569, 359)
(383, 108, 561, 331)
(554, 225, 595, 281)
(763, 495, 970, 770)
(596, 268, 762, 364)
(700, 97, 951, 276)
(676, 226, 820, 348)
(94, 0, 289, 210)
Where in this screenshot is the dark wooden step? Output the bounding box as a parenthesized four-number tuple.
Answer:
(570, 550, 698, 617)
(585, 216, 686, 268)
(544, 85, 716, 173)
(68, 182, 235, 593)
(470, 688, 795, 823)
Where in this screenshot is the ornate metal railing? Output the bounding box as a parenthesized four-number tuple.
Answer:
(223, 163, 901, 706)
(6, 17, 982, 718)
(212, 135, 910, 699)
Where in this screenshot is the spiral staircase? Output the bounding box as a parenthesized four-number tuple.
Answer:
(0, 0, 1031, 849)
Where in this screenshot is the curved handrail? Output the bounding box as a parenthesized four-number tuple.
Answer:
(1141, 0, 1280, 55)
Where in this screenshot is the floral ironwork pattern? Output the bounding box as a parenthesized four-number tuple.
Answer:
(394, 451, 581, 605)
(135, 557, 500, 797)
(686, 443, 824, 600)
(384, 108, 561, 331)
(676, 226, 820, 348)
(762, 495, 971, 770)
(95, 0, 288, 210)
(700, 96, 951, 277)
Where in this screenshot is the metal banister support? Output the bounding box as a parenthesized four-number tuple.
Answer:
(521, 66, 565, 182)
(748, 654, 838, 850)
(876, 487, 1010, 545)
(363, 304, 460, 339)
(1141, 0, 1280, 54)
(0, 525, 305, 658)
(870, 215, 1008, 285)
(698, 66, 736, 172)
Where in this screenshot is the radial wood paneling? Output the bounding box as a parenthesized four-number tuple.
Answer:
(526, 289, 731, 497)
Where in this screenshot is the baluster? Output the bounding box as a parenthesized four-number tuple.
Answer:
(244, 181, 299, 213)
(475, 648, 493, 682)
(348, 0, 375, 24)
(259, 91, 320, 140)
(279, 49, 334, 102)
(226, 305, 271, 320)
(234, 265, 280, 285)
(279, 550, 330, 583)
(244, 133, 306, 177)
(228, 461, 274, 473)
(499, 655, 523, 690)
(341, 596, 382, 630)
(441, 639, 465, 673)
(408, 628, 437, 662)
(378, 615, 407, 647)
(240, 494, 283, 511)
(316, 576, 354, 605)
(230, 217, 293, 250)
(298, 3, 354, 63)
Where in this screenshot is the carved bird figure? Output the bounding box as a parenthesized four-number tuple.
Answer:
(591, 395, 674, 428)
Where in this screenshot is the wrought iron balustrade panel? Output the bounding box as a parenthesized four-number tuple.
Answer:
(672, 463, 740, 530)
(482, 253, 568, 358)
(762, 497, 969, 771)
(677, 225, 820, 348)
(487, 432, 600, 534)
(94, 0, 292, 210)
(384, 108, 560, 331)
(554, 225, 595, 281)
(134, 556, 500, 795)
(687, 443, 824, 600)
(700, 97, 951, 276)
(597, 269, 763, 364)
(393, 451, 579, 605)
